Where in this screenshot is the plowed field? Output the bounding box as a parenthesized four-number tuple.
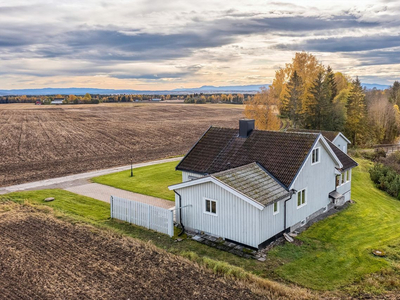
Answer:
(0, 103, 243, 186)
(0, 204, 259, 299)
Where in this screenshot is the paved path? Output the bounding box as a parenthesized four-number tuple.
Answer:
(0, 157, 181, 195)
(65, 183, 174, 209)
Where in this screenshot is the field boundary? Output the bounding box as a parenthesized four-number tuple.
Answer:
(111, 195, 174, 237)
(0, 157, 181, 195)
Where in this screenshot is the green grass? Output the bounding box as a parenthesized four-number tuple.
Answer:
(2, 189, 110, 222)
(91, 161, 181, 201)
(0, 188, 265, 277)
(3, 158, 400, 294)
(269, 158, 400, 290)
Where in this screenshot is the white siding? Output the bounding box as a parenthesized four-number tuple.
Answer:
(175, 182, 261, 248)
(333, 135, 349, 154)
(182, 171, 203, 182)
(336, 169, 352, 201)
(260, 199, 285, 243)
(287, 140, 337, 228)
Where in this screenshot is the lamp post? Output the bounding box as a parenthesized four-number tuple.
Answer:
(130, 157, 133, 177)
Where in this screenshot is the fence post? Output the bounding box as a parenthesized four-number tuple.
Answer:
(110, 196, 113, 219)
(168, 209, 174, 237)
(147, 205, 151, 229)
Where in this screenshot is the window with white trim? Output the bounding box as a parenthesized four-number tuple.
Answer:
(346, 170, 351, 182)
(205, 198, 217, 215)
(312, 148, 320, 164)
(341, 172, 345, 184)
(297, 189, 306, 208)
(336, 174, 341, 187)
(273, 201, 279, 215)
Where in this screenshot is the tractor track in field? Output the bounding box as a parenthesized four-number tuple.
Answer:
(0, 104, 243, 187)
(0, 204, 262, 300)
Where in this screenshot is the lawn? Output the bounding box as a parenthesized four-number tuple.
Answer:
(2, 158, 400, 295)
(91, 161, 181, 201)
(269, 158, 400, 290)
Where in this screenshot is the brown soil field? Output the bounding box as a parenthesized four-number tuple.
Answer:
(0, 204, 260, 299)
(0, 103, 243, 187)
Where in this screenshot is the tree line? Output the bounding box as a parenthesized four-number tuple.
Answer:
(245, 52, 400, 146)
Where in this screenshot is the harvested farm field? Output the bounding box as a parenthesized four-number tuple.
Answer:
(0, 103, 243, 187)
(0, 204, 260, 299)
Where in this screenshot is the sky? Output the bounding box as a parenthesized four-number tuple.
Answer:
(0, 0, 399, 90)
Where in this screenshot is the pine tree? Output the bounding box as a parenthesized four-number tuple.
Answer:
(308, 71, 326, 129)
(283, 71, 303, 127)
(389, 81, 400, 106)
(345, 77, 367, 145)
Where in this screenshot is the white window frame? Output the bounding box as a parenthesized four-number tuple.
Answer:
(347, 170, 351, 182)
(273, 201, 279, 215)
(311, 147, 320, 165)
(336, 174, 341, 187)
(296, 188, 307, 209)
(204, 197, 217, 216)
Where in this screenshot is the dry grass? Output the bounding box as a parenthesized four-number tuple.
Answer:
(0, 103, 243, 186)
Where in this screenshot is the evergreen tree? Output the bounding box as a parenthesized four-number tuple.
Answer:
(283, 71, 303, 127)
(345, 77, 367, 145)
(389, 81, 400, 106)
(308, 71, 326, 129)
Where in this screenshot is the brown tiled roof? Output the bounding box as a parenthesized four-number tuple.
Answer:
(286, 128, 338, 142)
(326, 139, 358, 171)
(176, 127, 319, 187)
(213, 163, 290, 206)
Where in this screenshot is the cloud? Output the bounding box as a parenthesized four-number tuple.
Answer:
(275, 35, 400, 52)
(0, 0, 399, 88)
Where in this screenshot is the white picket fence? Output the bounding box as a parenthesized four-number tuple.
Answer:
(110, 196, 174, 237)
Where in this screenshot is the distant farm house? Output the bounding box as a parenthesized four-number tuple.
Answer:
(151, 98, 161, 102)
(169, 120, 357, 249)
(51, 97, 64, 105)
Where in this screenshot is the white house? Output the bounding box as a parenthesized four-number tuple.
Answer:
(287, 129, 351, 153)
(169, 120, 358, 249)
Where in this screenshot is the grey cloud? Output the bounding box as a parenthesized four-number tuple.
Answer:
(275, 35, 400, 52)
(344, 49, 400, 66)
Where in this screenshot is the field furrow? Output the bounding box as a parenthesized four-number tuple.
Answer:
(0, 103, 243, 186)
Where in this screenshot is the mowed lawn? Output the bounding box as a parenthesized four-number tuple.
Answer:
(91, 161, 182, 201)
(269, 158, 400, 290)
(3, 158, 400, 293)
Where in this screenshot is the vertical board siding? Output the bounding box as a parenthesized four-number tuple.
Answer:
(177, 182, 261, 248)
(110, 196, 174, 237)
(182, 171, 203, 182)
(288, 140, 337, 228)
(333, 135, 349, 154)
(260, 199, 285, 243)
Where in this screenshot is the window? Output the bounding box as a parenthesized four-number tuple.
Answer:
(273, 201, 279, 215)
(297, 189, 306, 208)
(312, 148, 320, 164)
(346, 170, 351, 182)
(336, 175, 341, 187)
(341, 172, 345, 184)
(205, 198, 217, 215)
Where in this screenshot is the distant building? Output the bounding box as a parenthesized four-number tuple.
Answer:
(151, 98, 161, 102)
(51, 98, 64, 105)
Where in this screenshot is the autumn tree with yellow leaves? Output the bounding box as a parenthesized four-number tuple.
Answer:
(244, 88, 280, 130)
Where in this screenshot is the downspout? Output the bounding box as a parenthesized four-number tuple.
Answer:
(173, 190, 185, 236)
(284, 190, 296, 231)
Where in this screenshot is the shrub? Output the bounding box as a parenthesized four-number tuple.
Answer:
(369, 162, 400, 199)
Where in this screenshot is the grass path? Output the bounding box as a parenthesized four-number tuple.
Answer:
(270, 159, 400, 290)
